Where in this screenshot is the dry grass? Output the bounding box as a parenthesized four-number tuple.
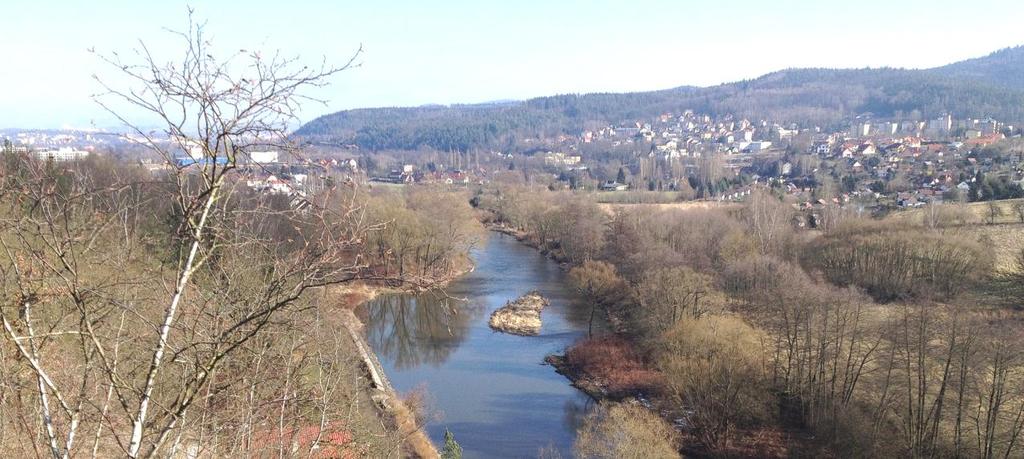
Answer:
(488, 291, 549, 335)
(885, 199, 1024, 270)
(329, 283, 383, 310)
(592, 190, 684, 204)
(598, 200, 742, 215)
(963, 223, 1024, 271)
(389, 397, 439, 459)
(962, 198, 1024, 224)
(891, 198, 1024, 225)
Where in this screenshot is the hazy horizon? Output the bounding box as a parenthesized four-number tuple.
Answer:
(3, 0, 1024, 129)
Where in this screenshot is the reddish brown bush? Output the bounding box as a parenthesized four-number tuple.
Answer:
(250, 421, 357, 458)
(565, 337, 663, 397)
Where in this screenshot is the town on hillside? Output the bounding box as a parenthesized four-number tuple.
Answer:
(5, 108, 1024, 223)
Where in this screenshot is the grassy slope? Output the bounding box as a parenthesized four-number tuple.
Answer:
(887, 198, 1024, 269)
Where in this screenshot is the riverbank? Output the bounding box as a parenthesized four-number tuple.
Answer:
(486, 223, 573, 270)
(329, 264, 476, 459)
(543, 354, 606, 401)
(337, 309, 438, 459)
(543, 335, 664, 401)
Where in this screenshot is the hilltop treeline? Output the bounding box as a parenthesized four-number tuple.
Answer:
(931, 45, 1024, 90)
(297, 47, 1024, 152)
(474, 186, 1024, 457)
(294, 89, 706, 152)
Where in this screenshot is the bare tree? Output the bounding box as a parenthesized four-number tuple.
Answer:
(986, 199, 1005, 225)
(745, 188, 792, 256)
(568, 260, 627, 338)
(923, 201, 975, 229)
(0, 12, 377, 458)
(634, 267, 722, 337)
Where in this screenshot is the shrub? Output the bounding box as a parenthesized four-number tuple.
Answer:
(574, 403, 680, 459)
(805, 225, 993, 301)
(721, 255, 810, 305)
(655, 315, 771, 451)
(565, 337, 663, 397)
(632, 267, 726, 340)
(568, 261, 628, 308)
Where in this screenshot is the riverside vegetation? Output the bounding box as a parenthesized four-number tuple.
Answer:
(0, 19, 483, 457)
(4, 138, 1022, 457)
(6, 12, 1024, 459)
(474, 183, 1024, 458)
(0, 147, 484, 458)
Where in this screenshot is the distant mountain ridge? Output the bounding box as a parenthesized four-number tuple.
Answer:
(929, 45, 1024, 89)
(295, 46, 1024, 152)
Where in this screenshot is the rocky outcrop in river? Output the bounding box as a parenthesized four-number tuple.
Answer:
(488, 291, 549, 335)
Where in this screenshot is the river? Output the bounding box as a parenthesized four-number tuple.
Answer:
(357, 232, 595, 458)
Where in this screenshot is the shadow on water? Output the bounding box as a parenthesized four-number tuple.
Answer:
(357, 232, 596, 458)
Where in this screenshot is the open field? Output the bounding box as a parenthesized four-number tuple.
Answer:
(597, 199, 742, 214)
(960, 198, 1024, 225)
(889, 198, 1024, 225)
(887, 199, 1024, 269)
(966, 223, 1024, 270)
(592, 190, 685, 204)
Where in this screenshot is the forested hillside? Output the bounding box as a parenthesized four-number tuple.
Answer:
(930, 45, 1024, 90)
(294, 46, 1024, 152)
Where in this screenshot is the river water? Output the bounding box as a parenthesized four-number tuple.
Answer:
(357, 232, 595, 458)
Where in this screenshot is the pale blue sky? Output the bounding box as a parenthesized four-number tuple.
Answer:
(2, 0, 1024, 129)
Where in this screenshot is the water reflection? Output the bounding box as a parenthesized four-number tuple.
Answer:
(562, 396, 594, 434)
(358, 233, 595, 458)
(360, 293, 482, 369)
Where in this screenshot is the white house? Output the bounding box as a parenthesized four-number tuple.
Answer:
(248, 151, 279, 164)
(745, 141, 772, 152)
(35, 147, 89, 162)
